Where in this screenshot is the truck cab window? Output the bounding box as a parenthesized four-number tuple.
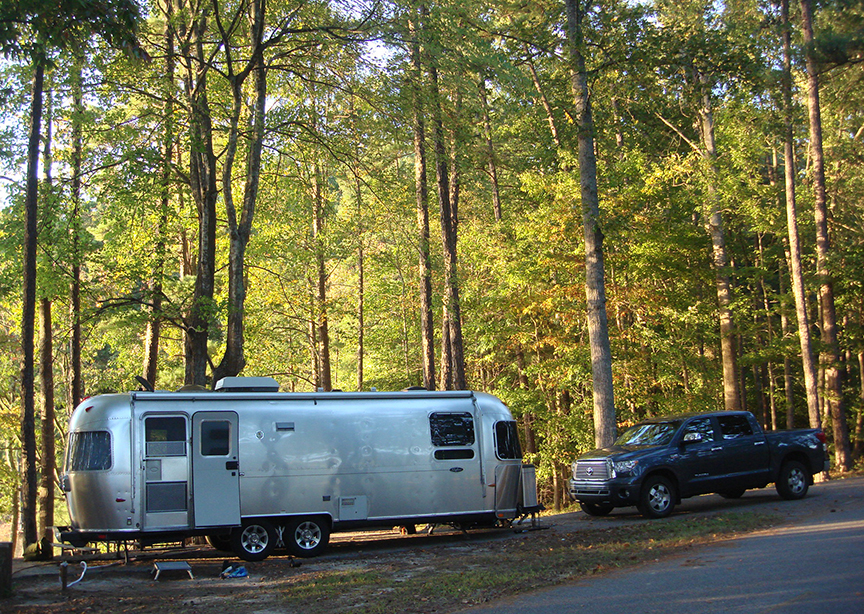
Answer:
(717, 415, 753, 440)
(495, 421, 522, 460)
(145, 416, 187, 456)
(68, 431, 112, 471)
(682, 417, 715, 442)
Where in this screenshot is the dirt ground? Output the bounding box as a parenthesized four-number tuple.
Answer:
(2, 476, 860, 614)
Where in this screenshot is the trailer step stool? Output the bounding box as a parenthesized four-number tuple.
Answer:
(153, 561, 194, 580)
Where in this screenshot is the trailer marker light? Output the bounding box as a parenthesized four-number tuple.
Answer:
(116, 498, 126, 503)
(84, 405, 93, 412)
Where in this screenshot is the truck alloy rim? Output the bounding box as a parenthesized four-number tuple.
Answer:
(648, 483, 671, 512)
(788, 467, 806, 494)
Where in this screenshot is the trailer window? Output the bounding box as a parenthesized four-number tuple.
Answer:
(145, 417, 187, 457)
(430, 412, 475, 447)
(68, 431, 112, 471)
(495, 421, 522, 460)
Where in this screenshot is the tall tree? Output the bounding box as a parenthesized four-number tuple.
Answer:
(779, 0, 821, 428)
(409, 5, 436, 390)
(211, 0, 268, 386)
(564, 0, 616, 447)
(799, 0, 851, 469)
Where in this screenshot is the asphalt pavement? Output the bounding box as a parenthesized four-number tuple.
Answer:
(458, 477, 864, 614)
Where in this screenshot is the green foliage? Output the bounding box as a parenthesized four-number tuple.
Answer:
(0, 0, 862, 521)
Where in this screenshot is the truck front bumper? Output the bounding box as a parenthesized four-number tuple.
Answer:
(569, 477, 641, 507)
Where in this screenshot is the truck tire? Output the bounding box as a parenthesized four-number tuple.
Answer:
(580, 502, 614, 517)
(776, 460, 809, 500)
(232, 519, 277, 562)
(638, 475, 676, 519)
(286, 517, 330, 558)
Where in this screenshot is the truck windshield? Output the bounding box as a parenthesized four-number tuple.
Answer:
(615, 421, 681, 447)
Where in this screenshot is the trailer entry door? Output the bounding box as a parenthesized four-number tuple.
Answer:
(192, 411, 240, 527)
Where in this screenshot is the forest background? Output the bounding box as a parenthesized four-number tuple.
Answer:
(0, 0, 862, 557)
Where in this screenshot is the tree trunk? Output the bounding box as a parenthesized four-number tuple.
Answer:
(855, 351, 863, 458)
(516, 349, 537, 454)
(38, 297, 54, 560)
(409, 8, 435, 390)
(69, 54, 84, 410)
(779, 0, 822, 429)
(696, 71, 741, 412)
(426, 43, 465, 391)
(313, 162, 332, 392)
(20, 56, 44, 557)
(524, 46, 561, 149)
(143, 4, 176, 389)
(212, 0, 267, 386)
(565, 0, 616, 448)
(182, 8, 218, 387)
(799, 0, 852, 471)
(478, 75, 502, 221)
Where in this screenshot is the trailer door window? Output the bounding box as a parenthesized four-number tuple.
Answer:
(68, 431, 112, 471)
(430, 412, 475, 447)
(200, 420, 230, 456)
(495, 421, 522, 460)
(145, 417, 187, 457)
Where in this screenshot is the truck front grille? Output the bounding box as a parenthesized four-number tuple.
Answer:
(574, 459, 611, 481)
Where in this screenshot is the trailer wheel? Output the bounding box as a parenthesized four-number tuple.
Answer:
(205, 533, 233, 553)
(285, 517, 330, 558)
(232, 519, 276, 562)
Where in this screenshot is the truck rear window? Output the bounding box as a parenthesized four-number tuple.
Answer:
(67, 431, 112, 471)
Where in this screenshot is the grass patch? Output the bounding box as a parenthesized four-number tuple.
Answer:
(269, 512, 777, 614)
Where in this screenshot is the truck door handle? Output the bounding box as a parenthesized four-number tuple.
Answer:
(754, 441, 765, 446)
(711, 447, 723, 452)
(226, 461, 239, 470)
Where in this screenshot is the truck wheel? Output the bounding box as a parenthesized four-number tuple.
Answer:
(776, 460, 809, 500)
(286, 517, 330, 558)
(580, 502, 614, 517)
(638, 475, 676, 519)
(232, 519, 276, 562)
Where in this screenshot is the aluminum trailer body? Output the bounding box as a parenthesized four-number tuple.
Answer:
(59, 378, 539, 560)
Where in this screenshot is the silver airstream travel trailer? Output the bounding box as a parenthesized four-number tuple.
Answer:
(58, 377, 539, 561)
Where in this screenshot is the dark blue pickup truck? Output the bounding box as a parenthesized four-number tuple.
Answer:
(568, 411, 829, 518)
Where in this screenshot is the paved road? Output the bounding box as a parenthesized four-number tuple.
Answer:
(459, 477, 864, 614)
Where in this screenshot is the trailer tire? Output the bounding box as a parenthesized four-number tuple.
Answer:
(232, 519, 277, 562)
(205, 533, 233, 553)
(285, 517, 330, 558)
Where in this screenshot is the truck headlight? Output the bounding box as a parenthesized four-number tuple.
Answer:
(612, 459, 639, 477)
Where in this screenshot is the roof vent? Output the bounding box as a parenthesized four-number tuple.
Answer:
(215, 376, 280, 393)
